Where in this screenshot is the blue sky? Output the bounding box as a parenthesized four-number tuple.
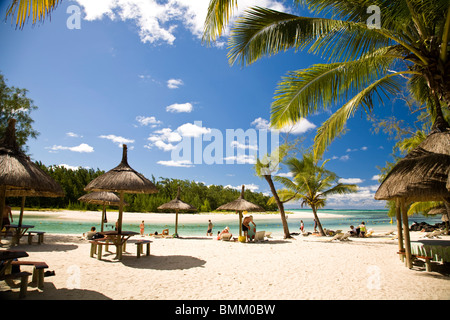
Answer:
(0, 0, 418, 209)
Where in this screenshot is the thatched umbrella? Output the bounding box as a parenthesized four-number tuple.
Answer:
(0, 119, 64, 243)
(375, 118, 450, 268)
(216, 185, 264, 237)
(84, 144, 158, 234)
(157, 186, 197, 236)
(78, 192, 129, 232)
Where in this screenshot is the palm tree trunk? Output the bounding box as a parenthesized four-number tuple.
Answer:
(263, 175, 292, 239)
(311, 205, 325, 236)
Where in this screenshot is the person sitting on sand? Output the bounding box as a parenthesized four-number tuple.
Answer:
(218, 227, 232, 240)
(349, 225, 358, 236)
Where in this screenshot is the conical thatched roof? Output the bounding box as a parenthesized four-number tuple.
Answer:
(216, 185, 264, 212)
(84, 144, 158, 194)
(78, 191, 128, 207)
(0, 118, 64, 197)
(375, 122, 450, 202)
(158, 187, 196, 211)
(427, 206, 446, 215)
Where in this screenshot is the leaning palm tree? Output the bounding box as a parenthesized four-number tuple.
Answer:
(5, 0, 62, 29)
(204, 0, 450, 159)
(273, 153, 358, 236)
(254, 144, 293, 239)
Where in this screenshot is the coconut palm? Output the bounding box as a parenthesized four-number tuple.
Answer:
(204, 0, 450, 159)
(272, 153, 357, 236)
(254, 144, 293, 239)
(5, 0, 62, 29)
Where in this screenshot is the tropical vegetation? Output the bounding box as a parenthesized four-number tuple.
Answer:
(272, 152, 358, 236)
(5, 162, 276, 213)
(204, 0, 450, 160)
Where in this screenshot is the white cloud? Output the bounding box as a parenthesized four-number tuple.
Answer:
(371, 175, 381, 181)
(361, 146, 368, 151)
(99, 134, 135, 147)
(276, 172, 294, 177)
(339, 155, 350, 161)
(223, 154, 256, 164)
(224, 184, 259, 192)
(154, 140, 176, 152)
(338, 178, 364, 184)
(136, 116, 162, 127)
(167, 78, 183, 89)
(251, 117, 315, 135)
(66, 132, 82, 138)
(74, 0, 286, 45)
(157, 160, 194, 168)
(230, 140, 258, 151)
(48, 143, 94, 153)
(56, 164, 90, 170)
(177, 122, 211, 137)
(166, 103, 193, 113)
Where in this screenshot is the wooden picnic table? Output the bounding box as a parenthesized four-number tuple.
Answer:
(0, 250, 30, 298)
(98, 230, 138, 260)
(4, 224, 35, 245)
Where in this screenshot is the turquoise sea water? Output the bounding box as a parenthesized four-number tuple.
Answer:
(11, 209, 444, 237)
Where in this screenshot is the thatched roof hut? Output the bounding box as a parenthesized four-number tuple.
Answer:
(157, 187, 197, 235)
(84, 144, 157, 234)
(216, 185, 264, 237)
(78, 191, 129, 232)
(0, 119, 64, 198)
(374, 117, 450, 269)
(0, 118, 64, 232)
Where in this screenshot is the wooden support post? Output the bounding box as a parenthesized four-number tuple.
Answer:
(175, 209, 179, 235)
(401, 201, 413, 269)
(395, 202, 404, 262)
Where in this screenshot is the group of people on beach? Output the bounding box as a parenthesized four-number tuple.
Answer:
(213, 215, 257, 242)
(299, 219, 369, 237)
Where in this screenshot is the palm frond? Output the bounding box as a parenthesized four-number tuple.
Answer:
(270, 47, 399, 128)
(313, 73, 404, 159)
(203, 0, 238, 45)
(6, 0, 62, 29)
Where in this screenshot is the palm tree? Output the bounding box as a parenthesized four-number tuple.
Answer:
(204, 0, 450, 159)
(5, 0, 62, 29)
(273, 153, 358, 236)
(254, 144, 294, 238)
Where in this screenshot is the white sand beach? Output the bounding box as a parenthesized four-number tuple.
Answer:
(1, 210, 449, 300)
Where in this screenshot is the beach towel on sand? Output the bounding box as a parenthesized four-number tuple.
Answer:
(247, 225, 256, 240)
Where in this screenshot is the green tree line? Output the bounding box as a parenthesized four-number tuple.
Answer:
(6, 162, 276, 213)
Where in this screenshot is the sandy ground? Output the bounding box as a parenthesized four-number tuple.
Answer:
(1, 211, 449, 300)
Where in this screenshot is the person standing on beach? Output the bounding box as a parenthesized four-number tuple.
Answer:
(207, 220, 213, 236)
(140, 221, 145, 237)
(313, 219, 317, 233)
(359, 222, 367, 237)
(300, 220, 304, 233)
(2, 205, 13, 235)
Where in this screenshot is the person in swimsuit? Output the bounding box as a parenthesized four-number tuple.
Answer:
(242, 215, 256, 241)
(207, 220, 213, 236)
(359, 222, 367, 237)
(2, 205, 13, 235)
(140, 221, 145, 237)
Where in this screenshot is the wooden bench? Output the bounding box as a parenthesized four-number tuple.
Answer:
(89, 240, 112, 260)
(0, 271, 32, 298)
(27, 231, 46, 245)
(135, 240, 152, 258)
(11, 261, 49, 289)
(397, 251, 433, 271)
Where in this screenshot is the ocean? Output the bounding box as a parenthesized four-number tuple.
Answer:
(11, 209, 444, 237)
